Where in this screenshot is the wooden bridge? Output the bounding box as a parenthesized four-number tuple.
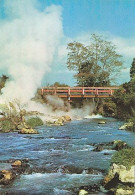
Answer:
(41, 86, 119, 100)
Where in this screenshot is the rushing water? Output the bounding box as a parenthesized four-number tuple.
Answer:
(0, 116, 135, 194)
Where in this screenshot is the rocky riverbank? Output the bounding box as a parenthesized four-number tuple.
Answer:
(46, 115, 71, 126)
(0, 159, 29, 185)
(0, 117, 134, 194)
(75, 141, 135, 195)
(119, 121, 135, 132)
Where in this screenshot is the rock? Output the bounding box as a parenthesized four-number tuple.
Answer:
(19, 128, 38, 134)
(116, 188, 133, 195)
(119, 122, 134, 130)
(112, 140, 129, 151)
(56, 118, 64, 126)
(104, 163, 135, 185)
(79, 189, 88, 195)
(17, 122, 29, 130)
(104, 152, 110, 155)
(62, 115, 71, 122)
(93, 145, 104, 152)
(98, 121, 106, 124)
(46, 115, 71, 126)
(46, 118, 64, 126)
(0, 170, 14, 185)
(11, 160, 22, 167)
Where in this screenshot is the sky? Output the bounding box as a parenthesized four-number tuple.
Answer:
(0, 0, 135, 88)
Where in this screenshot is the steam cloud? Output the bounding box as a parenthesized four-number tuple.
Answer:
(0, 0, 95, 120)
(0, 0, 63, 102)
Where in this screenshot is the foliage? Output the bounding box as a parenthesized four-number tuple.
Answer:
(0, 119, 15, 132)
(0, 99, 42, 131)
(0, 75, 9, 93)
(112, 77, 135, 119)
(111, 148, 135, 169)
(67, 34, 123, 86)
(130, 58, 135, 79)
(50, 82, 69, 87)
(26, 117, 43, 128)
(103, 99, 117, 117)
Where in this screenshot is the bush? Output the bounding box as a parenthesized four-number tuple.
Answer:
(103, 99, 117, 116)
(0, 119, 15, 132)
(26, 117, 43, 128)
(111, 148, 135, 169)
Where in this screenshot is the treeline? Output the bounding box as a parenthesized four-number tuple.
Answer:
(67, 34, 123, 86)
(67, 34, 135, 122)
(111, 58, 135, 120)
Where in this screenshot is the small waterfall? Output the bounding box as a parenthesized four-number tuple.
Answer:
(82, 169, 88, 174)
(57, 166, 65, 174)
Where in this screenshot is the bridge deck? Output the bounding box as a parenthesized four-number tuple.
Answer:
(41, 86, 119, 99)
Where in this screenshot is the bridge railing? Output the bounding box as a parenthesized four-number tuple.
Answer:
(41, 86, 119, 98)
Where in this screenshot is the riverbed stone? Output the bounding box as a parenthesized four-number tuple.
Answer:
(93, 145, 104, 152)
(17, 122, 29, 130)
(11, 160, 22, 167)
(62, 115, 71, 122)
(19, 128, 38, 134)
(79, 189, 88, 195)
(0, 170, 14, 185)
(98, 121, 106, 124)
(104, 163, 135, 189)
(112, 140, 129, 151)
(119, 122, 134, 131)
(56, 118, 64, 126)
(116, 188, 133, 195)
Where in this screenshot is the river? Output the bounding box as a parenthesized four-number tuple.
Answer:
(0, 116, 135, 194)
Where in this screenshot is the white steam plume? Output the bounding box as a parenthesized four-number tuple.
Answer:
(0, 0, 95, 120)
(0, 0, 63, 102)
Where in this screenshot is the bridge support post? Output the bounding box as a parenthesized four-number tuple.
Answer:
(110, 89, 113, 96)
(68, 87, 71, 101)
(54, 88, 57, 95)
(82, 87, 84, 96)
(96, 89, 99, 96)
(41, 88, 44, 95)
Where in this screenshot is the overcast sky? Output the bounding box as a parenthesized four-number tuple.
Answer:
(0, 0, 135, 87)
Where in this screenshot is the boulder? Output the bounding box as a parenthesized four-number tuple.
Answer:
(104, 163, 135, 184)
(116, 188, 133, 195)
(11, 160, 22, 167)
(79, 189, 88, 195)
(62, 115, 71, 122)
(98, 121, 106, 124)
(17, 122, 29, 130)
(0, 170, 14, 185)
(56, 118, 64, 126)
(46, 118, 64, 126)
(19, 128, 38, 134)
(93, 145, 104, 152)
(119, 122, 134, 130)
(112, 140, 129, 151)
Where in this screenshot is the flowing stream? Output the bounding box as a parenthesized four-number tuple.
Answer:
(0, 116, 135, 194)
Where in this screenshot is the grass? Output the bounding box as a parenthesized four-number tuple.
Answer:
(111, 148, 135, 169)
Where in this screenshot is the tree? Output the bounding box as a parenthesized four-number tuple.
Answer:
(111, 58, 135, 120)
(130, 58, 135, 79)
(67, 34, 123, 86)
(51, 82, 69, 87)
(0, 74, 9, 93)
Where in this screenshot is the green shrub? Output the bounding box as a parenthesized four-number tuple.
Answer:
(103, 99, 117, 116)
(0, 120, 15, 132)
(111, 148, 135, 169)
(26, 117, 43, 128)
